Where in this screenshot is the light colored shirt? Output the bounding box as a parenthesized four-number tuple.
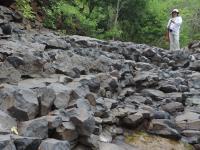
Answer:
(167, 16, 182, 35)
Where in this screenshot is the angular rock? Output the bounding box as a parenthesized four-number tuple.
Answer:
(189, 60, 200, 71)
(99, 142, 139, 150)
(46, 115, 62, 130)
(162, 102, 184, 114)
(0, 85, 39, 121)
(68, 99, 95, 136)
(0, 110, 17, 134)
(148, 119, 181, 140)
(0, 134, 16, 150)
(36, 87, 56, 116)
(0, 62, 21, 84)
(18, 117, 48, 139)
(12, 135, 42, 150)
(175, 111, 200, 130)
(48, 83, 71, 109)
(53, 122, 78, 142)
(141, 89, 165, 101)
(45, 38, 71, 49)
(121, 112, 144, 128)
(38, 139, 70, 150)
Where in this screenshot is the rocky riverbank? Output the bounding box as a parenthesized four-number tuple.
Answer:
(0, 5, 200, 150)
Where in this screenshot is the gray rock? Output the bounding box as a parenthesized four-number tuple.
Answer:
(68, 99, 95, 136)
(53, 122, 78, 142)
(0, 110, 17, 134)
(189, 60, 200, 71)
(38, 139, 70, 150)
(36, 87, 56, 116)
(45, 38, 71, 49)
(0, 135, 16, 150)
(0, 62, 21, 84)
(148, 119, 181, 140)
(152, 111, 170, 119)
(175, 111, 200, 130)
(99, 142, 139, 150)
(79, 134, 99, 148)
(18, 117, 48, 139)
(48, 83, 71, 109)
(162, 102, 184, 114)
(46, 115, 62, 130)
(12, 135, 42, 150)
(141, 89, 165, 101)
(121, 112, 144, 128)
(0, 85, 39, 121)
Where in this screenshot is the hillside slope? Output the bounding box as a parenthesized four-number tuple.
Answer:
(0, 5, 200, 150)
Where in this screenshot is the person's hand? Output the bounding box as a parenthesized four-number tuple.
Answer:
(171, 20, 175, 23)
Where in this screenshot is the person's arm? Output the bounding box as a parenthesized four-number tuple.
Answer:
(171, 17, 182, 26)
(167, 19, 171, 29)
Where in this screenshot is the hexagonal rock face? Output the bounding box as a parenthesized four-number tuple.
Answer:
(38, 139, 70, 150)
(0, 85, 39, 121)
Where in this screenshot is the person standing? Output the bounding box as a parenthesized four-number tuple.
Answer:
(167, 9, 183, 50)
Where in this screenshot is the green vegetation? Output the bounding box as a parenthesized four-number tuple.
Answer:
(18, 0, 200, 49)
(16, 0, 35, 19)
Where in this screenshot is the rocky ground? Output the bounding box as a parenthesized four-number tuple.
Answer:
(1, 5, 200, 150)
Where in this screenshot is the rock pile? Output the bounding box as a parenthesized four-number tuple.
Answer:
(0, 5, 200, 150)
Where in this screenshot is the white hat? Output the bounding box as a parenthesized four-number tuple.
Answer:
(171, 9, 179, 13)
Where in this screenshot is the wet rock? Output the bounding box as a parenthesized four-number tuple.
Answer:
(18, 117, 48, 139)
(38, 139, 70, 150)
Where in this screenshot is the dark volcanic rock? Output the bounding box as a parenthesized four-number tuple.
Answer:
(18, 117, 48, 139)
(0, 85, 39, 121)
(0, 134, 16, 150)
(38, 139, 70, 150)
(12, 135, 42, 150)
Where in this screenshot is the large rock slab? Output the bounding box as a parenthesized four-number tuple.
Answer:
(0, 110, 17, 134)
(12, 135, 42, 150)
(38, 139, 70, 150)
(0, 85, 39, 121)
(141, 89, 165, 101)
(68, 98, 95, 136)
(0, 135, 16, 150)
(18, 117, 48, 139)
(0, 62, 21, 84)
(175, 111, 200, 130)
(148, 119, 181, 140)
